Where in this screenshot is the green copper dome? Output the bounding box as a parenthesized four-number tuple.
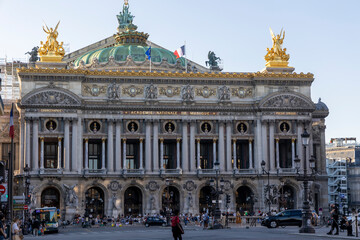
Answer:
(73, 45, 185, 67)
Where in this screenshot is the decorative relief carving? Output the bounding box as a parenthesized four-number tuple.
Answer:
(107, 181, 122, 191)
(159, 86, 180, 97)
(181, 84, 194, 102)
(83, 84, 106, 96)
(183, 180, 197, 191)
(144, 83, 158, 100)
(63, 184, 78, 207)
(107, 83, 121, 100)
(123, 85, 143, 97)
(231, 87, 253, 98)
(24, 91, 79, 105)
(217, 86, 230, 101)
(262, 95, 313, 109)
(146, 181, 160, 191)
(196, 86, 216, 98)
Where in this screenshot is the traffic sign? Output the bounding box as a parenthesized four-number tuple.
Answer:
(0, 184, 7, 202)
(24, 205, 28, 210)
(0, 185, 5, 194)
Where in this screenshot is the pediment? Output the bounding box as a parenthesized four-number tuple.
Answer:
(21, 86, 81, 106)
(259, 92, 315, 111)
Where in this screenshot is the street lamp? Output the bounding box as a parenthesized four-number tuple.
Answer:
(209, 160, 224, 229)
(83, 191, 90, 228)
(164, 179, 173, 226)
(294, 128, 316, 234)
(261, 160, 272, 214)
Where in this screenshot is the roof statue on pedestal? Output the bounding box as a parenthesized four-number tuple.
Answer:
(38, 21, 65, 62)
(264, 28, 290, 68)
(117, 0, 135, 32)
(206, 51, 222, 71)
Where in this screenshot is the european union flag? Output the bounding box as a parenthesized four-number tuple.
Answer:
(145, 46, 151, 60)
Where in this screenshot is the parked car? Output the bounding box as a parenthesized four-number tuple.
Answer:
(144, 217, 166, 227)
(261, 210, 302, 228)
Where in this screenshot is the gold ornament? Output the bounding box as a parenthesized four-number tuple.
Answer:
(38, 21, 65, 62)
(264, 28, 290, 68)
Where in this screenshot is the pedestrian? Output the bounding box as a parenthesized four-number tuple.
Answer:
(0, 214, 7, 240)
(171, 210, 183, 240)
(32, 215, 40, 236)
(327, 204, 339, 235)
(12, 217, 21, 240)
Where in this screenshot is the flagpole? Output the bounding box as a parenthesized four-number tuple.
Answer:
(184, 41, 187, 73)
(150, 43, 152, 73)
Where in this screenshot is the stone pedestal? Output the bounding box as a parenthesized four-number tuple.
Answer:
(36, 61, 67, 69)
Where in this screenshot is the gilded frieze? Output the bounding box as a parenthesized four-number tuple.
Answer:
(195, 86, 216, 98)
(159, 86, 180, 97)
(122, 85, 143, 97)
(83, 84, 107, 97)
(231, 87, 253, 98)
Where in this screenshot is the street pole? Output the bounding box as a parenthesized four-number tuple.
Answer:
(267, 172, 270, 214)
(295, 128, 315, 234)
(8, 135, 14, 239)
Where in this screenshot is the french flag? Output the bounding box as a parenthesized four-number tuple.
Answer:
(174, 45, 185, 59)
(9, 104, 14, 139)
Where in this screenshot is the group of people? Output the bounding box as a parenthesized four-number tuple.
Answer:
(0, 214, 23, 240)
(327, 204, 357, 237)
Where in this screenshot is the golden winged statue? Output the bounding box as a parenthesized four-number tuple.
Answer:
(38, 21, 65, 62)
(265, 27, 290, 67)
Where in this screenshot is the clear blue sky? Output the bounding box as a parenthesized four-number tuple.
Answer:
(1, 0, 359, 143)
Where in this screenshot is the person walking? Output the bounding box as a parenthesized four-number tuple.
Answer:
(327, 204, 339, 235)
(32, 215, 40, 236)
(171, 210, 183, 240)
(12, 217, 21, 240)
(0, 214, 7, 240)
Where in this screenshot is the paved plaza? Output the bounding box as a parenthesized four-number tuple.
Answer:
(23, 224, 357, 240)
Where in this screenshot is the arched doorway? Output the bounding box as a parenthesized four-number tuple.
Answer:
(199, 186, 214, 214)
(278, 185, 295, 210)
(41, 187, 60, 209)
(86, 187, 105, 217)
(236, 186, 254, 214)
(124, 187, 142, 217)
(161, 186, 180, 216)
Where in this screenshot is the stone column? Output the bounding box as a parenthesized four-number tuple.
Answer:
(123, 138, 127, 170)
(261, 121, 268, 171)
(77, 118, 83, 173)
(64, 119, 70, 172)
(84, 139, 89, 170)
(19, 119, 25, 173)
(71, 119, 77, 172)
(160, 138, 164, 170)
(291, 138, 296, 168)
(269, 121, 275, 171)
(139, 138, 144, 170)
(145, 121, 152, 172)
(107, 121, 114, 172)
(57, 137, 62, 169)
(196, 138, 200, 169)
(249, 138, 253, 169)
(101, 138, 106, 170)
(275, 138, 280, 169)
(182, 121, 188, 172)
(255, 116, 262, 170)
(25, 119, 31, 169)
(213, 138, 217, 168)
(32, 119, 39, 171)
(40, 137, 44, 169)
(297, 122, 304, 170)
(190, 121, 196, 172)
(218, 122, 225, 172)
(176, 138, 181, 170)
(233, 139, 237, 169)
(226, 122, 232, 172)
(153, 121, 159, 172)
(115, 121, 122, 172)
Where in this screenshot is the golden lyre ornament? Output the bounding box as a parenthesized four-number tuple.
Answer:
(264, 28, 290, 68)
(38, 21, 65, 62)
